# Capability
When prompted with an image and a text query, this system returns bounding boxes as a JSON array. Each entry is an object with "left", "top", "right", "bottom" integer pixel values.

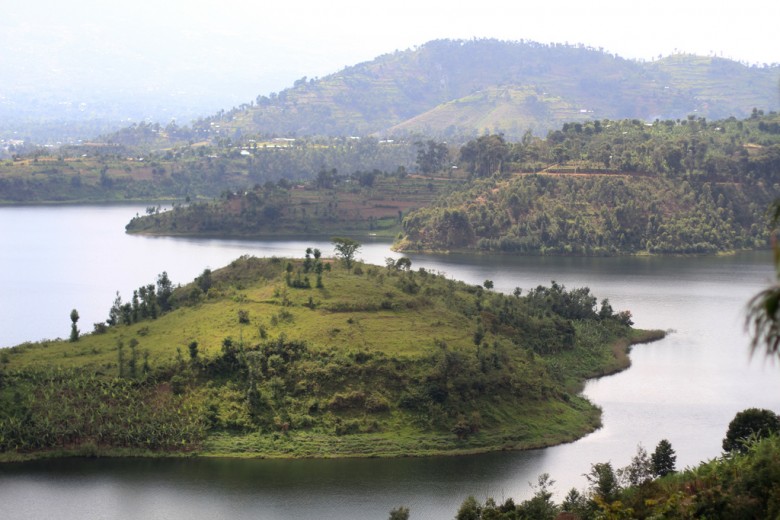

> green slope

[
  {"left": 387, "top": 86, "right": 591, "bottom": 138},
  {"left": 397, "top": 114, "right": 780, "bottom": 255},
  {"left": 182, "top": 39, "right": 779, "bottom": 141},
  {"left": 0, "top": 255, "right": 662, "bottom": 461}
]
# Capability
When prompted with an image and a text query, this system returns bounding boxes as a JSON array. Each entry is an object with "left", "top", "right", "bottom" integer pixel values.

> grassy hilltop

[{"left": 0, "top": 254, "right": 662, "bottom": 461}]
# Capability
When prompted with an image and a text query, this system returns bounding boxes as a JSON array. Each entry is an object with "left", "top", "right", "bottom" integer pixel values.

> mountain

[{"left": 192, "top": 39, "right": 780, "bottom": 141}]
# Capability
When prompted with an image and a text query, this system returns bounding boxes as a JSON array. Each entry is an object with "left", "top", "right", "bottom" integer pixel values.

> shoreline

[
  {"left": 127, "top": 227, "right": 763, "bottom": 257},
  {"left": 0, "top": 330, "right": 666, "bottom": 465}
]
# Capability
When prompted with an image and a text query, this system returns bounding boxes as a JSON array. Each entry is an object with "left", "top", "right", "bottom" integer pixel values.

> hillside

[
  {"left": 386, "top": 86, "right": 591, "bottom": 138},
  {"left": 397, "top": 114, "right": 780, "bottom": 255},
  {"left": 125, "top": 173, "right": 465, "bottom": 238},
  {"left": 3, "top": 39, "right": 778, "bottom": 204},
  {"left": 0, "top": 136, "right": 420, "bottom": 204},
  {"left": 180, "top": 39, "right": 779, "bottom": 141},
  {"left": 0, "top": 255, "right": 661, "bottom": 461},
  {"left": 122, "top": 113, "right": 780, "bottom": 255}
]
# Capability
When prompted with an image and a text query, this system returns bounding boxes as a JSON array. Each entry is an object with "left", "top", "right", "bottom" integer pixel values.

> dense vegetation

[
  {"left": 118, "top": 113, "right": 780, "bottom": 255},
  {"left": 125, "top": 171, "right": 463, "bottom": 237},
  {"left": 443, "top": 431, "right": 780, "bottom": 520},
  {"left": 0, "top": 254, "right": 661, "bottom": 460},
  {"left": 399, "top": 112, "right": 780, "bottom": 254}
]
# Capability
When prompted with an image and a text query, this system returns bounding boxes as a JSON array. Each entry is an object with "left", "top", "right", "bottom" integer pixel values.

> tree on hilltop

[
  {"left": 69, "top": 309, "right": 80, "bottom": 342},
  {"left": 332, "top": 237, "right": 361, "bottom": 269}
]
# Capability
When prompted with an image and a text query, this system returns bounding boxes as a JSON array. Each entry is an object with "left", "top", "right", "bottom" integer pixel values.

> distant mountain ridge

[{"left": 195, "top": 39, "right": 780, "bottom": 140}]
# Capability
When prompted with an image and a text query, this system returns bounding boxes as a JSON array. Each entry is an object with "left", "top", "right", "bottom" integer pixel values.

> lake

[{"left": 1, "top": 204, "right": 779, "bottom": 520}]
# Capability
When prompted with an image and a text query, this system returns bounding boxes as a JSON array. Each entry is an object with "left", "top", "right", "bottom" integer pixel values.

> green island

[{"left": 0, "top": 252, "right": 663, "bottom": 462}]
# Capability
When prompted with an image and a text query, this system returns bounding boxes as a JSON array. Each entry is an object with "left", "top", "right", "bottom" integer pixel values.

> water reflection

[
  {"left": 1, "top": 205, "right": 779, "bottom": 520},
  {"left": 0, "top": 451, "right": 551, "bottom": 520}
]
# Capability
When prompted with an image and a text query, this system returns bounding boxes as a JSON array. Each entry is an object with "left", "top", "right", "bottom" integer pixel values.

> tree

[
  {"left": 650, "top": 439, "right": 677, "bottom": 477},
  {"left": 315, "top": 168, "right": 338, "bottom": 189},
  {"left": 585, "top": 462, "right": 620, "bottom": 504},
  {"left": 455, "top": 496, "right": 481, "bottom": 520},
  {"left": 196, "top": 268, "right": 213, "bottom": 294},
  {"left": 188, "top": 341, "right": 199, "bottom": 360},
  {"left": 388, "top": 506, "right": 410, "bottom": 520},
  {"left": 128, "top": 338, "right": 139, "bottom": 378},
  {"left": 599, "top": 298, "right": 614, "bottom": 320},
  {"left": 117, "top": 339, "right": 125, "bottom": 377},
  {"left": 723, "top": 408, "right": 780, "bottom": 454},
  {"left": 69, "top": 308, "right": 80, "bottom": 342},
  {"left": 156, "top": 271, "right": 174, "bottom": 312},
  {"left": 561, "top": 488, "right": 589, "bottom": 517},
  {"left": 332, "top": 237, "right": 361, "bottom": 269},
  {"left": 107, "top": 292, "right": 123, "bottom": 326},
  {"left": 518, "top": 473, "right": 559, "bottom": 519},
  {"left": 395, "top": 257, "right": 412, "bottom": 271},
  {"left": 459, "top": 134, "right": 509, "bottom": 177},
  {"left": 415, "top": 139, "right": 450, "bottom": 175},
  {"left": 620, "top": 444, "right": 654, "bottom": 485}
]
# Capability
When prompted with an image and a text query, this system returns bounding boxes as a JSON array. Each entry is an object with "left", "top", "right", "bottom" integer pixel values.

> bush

[
  {"left": 328, "top": 391, "right": 366, "bottom": 411},
  {"left": 93, "top": 322, "right": 108, "bottom": 334},
  {"left": 365, "top": 393, "right": 390, "bottom": 413},
  {"left": 335, "top": 419, "right": 361, "bottom": 436},
  {"left": 170, "top": 374, "right": 187, "bottom": 395}
]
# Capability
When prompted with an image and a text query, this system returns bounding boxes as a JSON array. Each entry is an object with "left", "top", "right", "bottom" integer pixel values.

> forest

[{"left": 399, "top": 111, "right": 780, "bottom": 254}]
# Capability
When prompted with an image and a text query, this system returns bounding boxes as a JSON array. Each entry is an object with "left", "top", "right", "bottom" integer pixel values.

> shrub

[
  {"left": 328, "top": 390, "right": 366, "bottom": 410},
  {"left": 335, "top": 419, "right": 361, "bottom": 436},
  {"left": 365, "top": 393, "right": 391, "bottom": 413}
]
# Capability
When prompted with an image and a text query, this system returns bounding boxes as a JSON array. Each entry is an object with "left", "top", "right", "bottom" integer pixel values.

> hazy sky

[{"left": 2, "top": 0, "right": 779, "bottom": 118}]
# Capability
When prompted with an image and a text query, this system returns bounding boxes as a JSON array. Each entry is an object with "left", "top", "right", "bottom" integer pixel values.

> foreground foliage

[
  {"left": 0, "top": 255, "right": 660, "bottom": 460},
  {"left": 448, "top": 433, "right": 780, "bottom": 520}
]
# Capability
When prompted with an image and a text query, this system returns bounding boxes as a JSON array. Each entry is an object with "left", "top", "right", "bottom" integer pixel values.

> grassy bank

[{"left": 0, "top": 256, "right": 664, "bottom": 462}]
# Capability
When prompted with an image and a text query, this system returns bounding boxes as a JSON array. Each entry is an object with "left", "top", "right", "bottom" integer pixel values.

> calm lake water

[{"left": 2, "top": 204, "right": 780, "bottom": 520}]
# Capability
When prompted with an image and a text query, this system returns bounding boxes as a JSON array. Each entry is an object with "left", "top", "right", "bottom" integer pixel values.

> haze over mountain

[
  {"left": 4, "top": 0, "right": 778, "bottom": 145},
  {"left": 11, "top": 37, "right": 779, "bottom": 146},
  {"left": 175, "top": 39, "right": 778, "bottom": 141}
]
